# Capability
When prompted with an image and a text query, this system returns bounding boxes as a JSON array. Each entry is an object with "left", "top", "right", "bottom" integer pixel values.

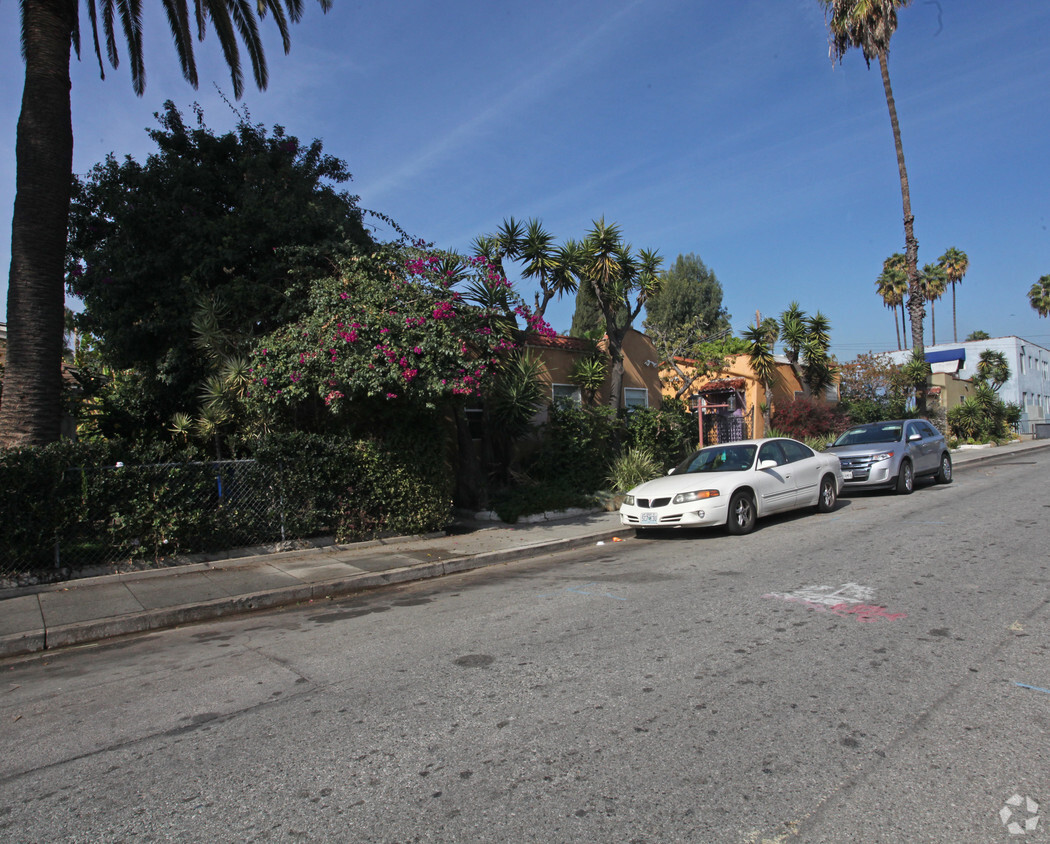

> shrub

[
  {"left": 525, "top": 402, "right": 620, "bottom": 493},
  {"left": 0, "top": 429, "right": 453, "bottom": 579},
  {"left": 606, "top": 446, "right": 661, "bottom": 493},
  {"left": 623, "top": 402, "right": 696, "bottom": 470},
  {"left": 771, "top": 397, "right": 850, "bottom": 441}
]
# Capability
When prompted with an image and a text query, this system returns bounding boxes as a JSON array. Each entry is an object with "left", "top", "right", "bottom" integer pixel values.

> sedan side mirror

[{"left": 758, "top": 459, "right": 778, "bottom": 471}]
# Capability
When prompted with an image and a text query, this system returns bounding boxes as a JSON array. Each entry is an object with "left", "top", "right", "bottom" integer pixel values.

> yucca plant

[{"left": 606, "top": 446, "right": 661, "bottom": 494}]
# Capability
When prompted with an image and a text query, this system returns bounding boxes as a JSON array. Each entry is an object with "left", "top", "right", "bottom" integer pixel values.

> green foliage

[
  {"left": 975, "top": 349, "right": 1010, "bottom": 392},
  {"left": 770, "top": 397, "right": 850, "bottom": 441},
  {"left": 527, "top": 402, "right": 620, "bottom": 493},
  {"left": 487, "top": 351, "right": 547, "bottom": 441},
  {"left": 643, "top": 253, "right": 730, "bottom": 348},
  {"left": 606, "top": 447, "right": 661, "bottom": 494},
  {"left": 569, "top": 354, "right": 609, "bottom": 405},
  {"left": 946, "top": 384, "right": 1020, "bottom": 444},
  {"left": 66, "top": 101, "right": 372, "bottom": 427},
  {"left": 489, "top": 484, "right": 598, "bottom": 525},
  {"left": 0, "top": 430, "right": 453, "bottom": 578},
  {"left": 622, "top": 403, "right": 696, "bottom": 468},
  {"left": 1029, "top": 274, "right": 1050, "bottom": 319},
  {"left": 836, "top": 351, "right": 911, "bottom": 422},
  {"left": 246, "top": 250, "right": 522, "bottom": 424},
  {"left": 965, "top": 330, "right": 991, "bottom": 341},
  {"left": 524, "top": 401, "right": 694, "bottom": 497}
]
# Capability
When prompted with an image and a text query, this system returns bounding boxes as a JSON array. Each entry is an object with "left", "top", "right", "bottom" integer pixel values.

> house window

[
  {"left": 624, "top": 388, "right": 648, "bottom": 409},
  {"left": 825, "top": 383, "right": 839, "bottom": 401},
  {"left": 552, "top": 384, "right": 582, "bottom": 405}
]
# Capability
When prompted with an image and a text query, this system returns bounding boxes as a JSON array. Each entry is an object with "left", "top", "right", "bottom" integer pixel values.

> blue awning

[{"left": 925, "top": 348, "right": 965, "bottom": 364}]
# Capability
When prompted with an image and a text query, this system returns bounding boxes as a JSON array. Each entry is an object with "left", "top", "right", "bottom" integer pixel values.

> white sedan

[{"left": 619, "top": 438, "right": 844, "bottom": 535}]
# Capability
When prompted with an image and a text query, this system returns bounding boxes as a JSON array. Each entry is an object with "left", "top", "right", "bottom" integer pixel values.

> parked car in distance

[
  {"left": 824, "top": 419, "right": 951, "bottom": 494},
  {"left": 619, "top": 437, "right": 843, "bottom": 536}
]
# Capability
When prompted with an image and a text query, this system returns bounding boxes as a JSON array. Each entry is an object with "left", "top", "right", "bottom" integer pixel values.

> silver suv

[{"left": 824, "top": 419, "right": 952, "bottom": 494}]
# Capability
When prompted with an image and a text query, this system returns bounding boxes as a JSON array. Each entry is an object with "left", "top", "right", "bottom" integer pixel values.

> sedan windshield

[
  {"left": 675, "top": 445, "right": 757, "bottom": 474},
  {"left": 831, "top": 424, "right": 903, "bottom": 446}
]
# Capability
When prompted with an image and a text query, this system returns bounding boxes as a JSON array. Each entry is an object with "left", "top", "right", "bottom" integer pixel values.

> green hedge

[{"left": 0, "top": 430, "right": 453, "bottom": 579}]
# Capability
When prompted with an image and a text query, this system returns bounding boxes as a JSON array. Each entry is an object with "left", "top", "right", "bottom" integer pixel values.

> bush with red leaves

[{"left": 771, "top": 396, "right": 850, "bottom": 441}]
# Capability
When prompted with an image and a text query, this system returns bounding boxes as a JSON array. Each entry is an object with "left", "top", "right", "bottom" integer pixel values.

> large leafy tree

[
  {"left": 0, "top": 0, "right": 332, "bottom": 448},
  {"left": 938, "top": 247, "right": 969, "bottom": 342},
  {"left": 821, "top": 1, "right": 926, "bottom": 395},
  {"left": 65, "top": 101, "right": 370, "bottom": 433},
  {"left": 574, "top": 218, "right": 662, "bottom": 409},
  {"left": 643, "top": 253, "right": 730, "bottom": 350},
  {"left": 1029, "top": 274, "right": 1050, "bottom": 319}
]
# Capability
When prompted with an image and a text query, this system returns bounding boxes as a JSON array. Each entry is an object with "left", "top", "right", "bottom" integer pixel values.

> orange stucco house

[
  {"left": 522, "top": 328, "right": 664, "bottom": 417},
  {"left": 661, "top": 353, "right": 839, "bottom": 443}
]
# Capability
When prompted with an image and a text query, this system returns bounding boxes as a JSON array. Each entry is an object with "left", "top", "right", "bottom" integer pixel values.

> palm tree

[
  {"left": 742, "top": 321, "right": 780, "bottom": 435},
  {"left": 0, "top": 0, "right": 332, "bottom": 448},
  {"left": 876, "top": 253, "right": 908, "bottom": 350},
  {"left": 821, "top": 1, "right": 926, "bottom": 382},
  {"left": 1029, "top": 275, "right": 1050, "bottom": 319},
  {"left": 938, "top": 247, "right": 969, "bottom": 342},
  {"left": 920, "top": 262, "right": 947, "bottom": 346}
]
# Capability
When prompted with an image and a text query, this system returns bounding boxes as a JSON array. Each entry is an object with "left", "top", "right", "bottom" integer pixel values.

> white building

[{"left": 886, "top": 336, "right": 1050, "bottom": 432}]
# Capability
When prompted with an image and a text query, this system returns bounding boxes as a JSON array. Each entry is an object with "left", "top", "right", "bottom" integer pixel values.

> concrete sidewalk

[{"left": 2, "top": 438, "right": 1047, "bottom": 659}]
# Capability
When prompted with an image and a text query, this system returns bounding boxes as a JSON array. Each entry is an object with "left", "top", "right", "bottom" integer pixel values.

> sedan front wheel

[
  {"left": 816, "top": 475, "right": 837, "bottom": 512},
  {"left": 726, "top": 491, "right": 757, "bottom": 535}
]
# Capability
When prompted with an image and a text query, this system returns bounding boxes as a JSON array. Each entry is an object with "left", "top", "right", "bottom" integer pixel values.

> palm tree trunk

[
  {"left": 893, "top": 308, "right": 901, "bottom": 350},
  {"left": 0, "top": 1, "right": 76, "bottom": 447},
  {"left": 951, "top": 282, "right": 958, "bottom": 342},
  {"left": 900, "top": 304, "right": 908, "bottom": 350},
  {"left": 930, "top": 300, "right": 936, "bottom": 346},
  {"left": 879, "top": 51, "right": 925, "bottom": 410}
]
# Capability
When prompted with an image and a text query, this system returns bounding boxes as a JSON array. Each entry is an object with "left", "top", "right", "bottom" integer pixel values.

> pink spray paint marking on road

[{"left": 763, "top": 583, "right": 907, "bottom": 623}]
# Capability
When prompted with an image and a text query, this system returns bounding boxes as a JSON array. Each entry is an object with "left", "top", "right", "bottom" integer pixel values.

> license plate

[
  {"left": 640, "top": 511, "right": 658, "bottom": 524},
  {"left": 842, "top": 470, "right": 853, "bottom": 480}
]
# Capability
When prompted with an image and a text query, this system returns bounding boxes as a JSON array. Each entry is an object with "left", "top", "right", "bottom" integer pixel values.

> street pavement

[{"left": 2, "top": 438, "right": 1047, "bottom": 659}]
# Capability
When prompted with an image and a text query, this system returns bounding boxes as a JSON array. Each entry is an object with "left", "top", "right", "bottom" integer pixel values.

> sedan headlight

[
  {"left": 672, "top": 489, "right": 720, "bottom": 505},
  {"left": 623, "top": 494, "right": 635, "bottom": 506}
]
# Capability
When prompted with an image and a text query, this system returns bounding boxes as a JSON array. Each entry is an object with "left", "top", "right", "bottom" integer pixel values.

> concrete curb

[{"left": 0, "top": 527, "right": 633, "bottom": 658}]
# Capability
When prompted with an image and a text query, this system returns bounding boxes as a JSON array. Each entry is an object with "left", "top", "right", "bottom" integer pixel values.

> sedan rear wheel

[
  {"left": 895, "top": 459, "right": 914, "bottom": 495},
  {"left": 935, "top": 453, "right": 953, "bottom": 484},
  {"left": 726, "top": 491, "right": 757, "bottom": 535},
  {"left": 816, "top": 474, "right": 837, "bottom": 512}
]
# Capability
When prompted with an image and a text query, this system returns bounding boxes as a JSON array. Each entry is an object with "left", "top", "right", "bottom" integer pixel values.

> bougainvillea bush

[{"left": 247, "top": 247, "right": 550, "bottom": 425}]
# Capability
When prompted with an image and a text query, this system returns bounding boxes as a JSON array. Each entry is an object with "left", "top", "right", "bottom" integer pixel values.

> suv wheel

[{"left": 895, "top": 460, "right": 914, "bottom": 495}]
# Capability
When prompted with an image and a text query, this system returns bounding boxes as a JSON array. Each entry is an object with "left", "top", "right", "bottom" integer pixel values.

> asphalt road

[{"left": 1, "top": 453, "right": 1048, "bottom": 843}]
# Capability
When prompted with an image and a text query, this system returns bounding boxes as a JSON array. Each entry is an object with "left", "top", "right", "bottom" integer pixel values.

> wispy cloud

[{"left": 359, "top": 0, "right": 658, "bottom": 201}]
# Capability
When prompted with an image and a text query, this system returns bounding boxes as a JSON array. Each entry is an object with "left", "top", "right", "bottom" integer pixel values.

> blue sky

[{"left": 2, "top": 0, "right": 1049, "bottom": 359}]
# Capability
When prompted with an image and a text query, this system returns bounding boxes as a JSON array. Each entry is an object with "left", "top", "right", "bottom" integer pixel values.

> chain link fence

[{"left": 2, "top": 459, "right": 333, "bottom": 586}]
